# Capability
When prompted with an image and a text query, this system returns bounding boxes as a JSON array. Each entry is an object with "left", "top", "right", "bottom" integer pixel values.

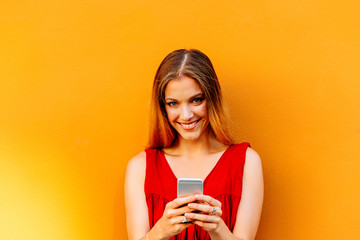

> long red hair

[{"left": 147, "top": 49, "right": 235, "bottom": 148}]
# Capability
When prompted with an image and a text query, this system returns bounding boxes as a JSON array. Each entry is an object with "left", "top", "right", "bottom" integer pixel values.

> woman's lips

[{"left": 178, "top": 119, "right": 200, "bottom": 130}]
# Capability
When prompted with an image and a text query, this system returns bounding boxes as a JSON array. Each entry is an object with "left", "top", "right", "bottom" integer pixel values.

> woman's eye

[
  {"left": 192, "top": 98, "right": 204, "bottom": 104},
  {"left": 167, "top": 102, "right": 177, "bottom": 107}
]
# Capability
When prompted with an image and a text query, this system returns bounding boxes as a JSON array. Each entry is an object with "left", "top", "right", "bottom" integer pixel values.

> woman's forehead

[{"left": 164, "top": 76, "right": 203, "bottom": 99}]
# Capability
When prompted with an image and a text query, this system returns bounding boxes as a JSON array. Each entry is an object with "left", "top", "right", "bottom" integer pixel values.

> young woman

[{"left": 125, "top": 49, "right": 264, "bottom": 240}]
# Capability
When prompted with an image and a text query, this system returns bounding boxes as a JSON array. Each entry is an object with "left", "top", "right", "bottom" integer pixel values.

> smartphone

[
  {"left": 177, "top": 178, "right": 203, "bottom": 197},
  {"left": 177, "top": 178, "right": 203, "bottom": 223}
]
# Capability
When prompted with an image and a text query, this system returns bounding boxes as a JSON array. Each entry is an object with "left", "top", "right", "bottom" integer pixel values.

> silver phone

[
  {"left": 177, "top": 178, "right": 203, "bottom": 198},
  {"left": 177, "top": 178, "right": 203, "bottom": 223}
]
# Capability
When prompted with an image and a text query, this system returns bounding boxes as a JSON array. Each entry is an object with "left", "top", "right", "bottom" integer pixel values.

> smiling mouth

[{"left": 178, "top": 119, "right": 200, "bottom": 130}]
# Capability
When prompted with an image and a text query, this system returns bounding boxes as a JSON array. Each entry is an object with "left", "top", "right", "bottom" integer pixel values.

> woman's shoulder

[
  {"left": 245, "top": 147, "right": 261, "bottom": 161},
  {"left": 126, "top": 151, "right": 147, "bottom": 173},
  {"left": 233, "top": 142, "right": 261, "bottom": 160},
  {"left": 232, "top": 142, "right": 261, "bottom": 164},
  {"left": 244, "top": 146, "right": 262, "bottom": 173}
]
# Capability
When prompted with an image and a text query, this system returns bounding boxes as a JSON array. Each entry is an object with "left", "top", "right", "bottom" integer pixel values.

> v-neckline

[{"left": 159, "top": 144, "right": 233, "bottom": 185}]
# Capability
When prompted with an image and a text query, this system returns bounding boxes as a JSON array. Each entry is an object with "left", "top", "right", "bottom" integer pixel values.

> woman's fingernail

[{"left": 188, "top": 203, "right": 194, "bottom": 207}]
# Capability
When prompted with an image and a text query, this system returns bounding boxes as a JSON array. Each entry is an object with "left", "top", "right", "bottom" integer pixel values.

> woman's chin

[{"left": 178, "top": 132, "right": 204, "bottom": 142}]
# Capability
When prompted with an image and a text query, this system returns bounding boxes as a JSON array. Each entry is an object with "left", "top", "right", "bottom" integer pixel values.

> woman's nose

[{"left": 180, "top": 104, "right": 194, "bottom": 120}]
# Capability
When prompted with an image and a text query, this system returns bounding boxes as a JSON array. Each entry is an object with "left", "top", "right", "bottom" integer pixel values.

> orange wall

[{"left": 1, "top": 1, "right": 359, "bottom": 239}]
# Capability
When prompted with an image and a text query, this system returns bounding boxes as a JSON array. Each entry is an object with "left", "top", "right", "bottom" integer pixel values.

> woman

[{"left": 125, "top": 49, "right": 264, "bottom": 240}]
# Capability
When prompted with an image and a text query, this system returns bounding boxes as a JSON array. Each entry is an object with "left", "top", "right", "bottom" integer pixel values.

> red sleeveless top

[{"left": 144, "top": 142, "right": 250, "bottom": 240}]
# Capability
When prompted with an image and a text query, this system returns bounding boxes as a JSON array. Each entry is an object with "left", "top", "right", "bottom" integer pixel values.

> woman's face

[{"left": 164, "top": 76, "right": 209, "bottom": 142}]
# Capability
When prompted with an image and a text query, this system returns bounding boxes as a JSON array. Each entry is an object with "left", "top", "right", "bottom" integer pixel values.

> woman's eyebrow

[
  {"left": 165, "top": 97, "right": 177, "bottom": 101},
  {"left": 165, "top": 93, "right": 203, "bottom": 101},
  {"left": 190, "top": 93, "right": 204, "bottom": 98}
]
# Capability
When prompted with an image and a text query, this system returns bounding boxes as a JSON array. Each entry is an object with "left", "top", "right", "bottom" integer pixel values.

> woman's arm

[
  {"left": 125, "top": 152, "right": 150, "bottom": 240},
  {"left": 185, "top": 147, "right": 264, "bottom": 240},
  {"left": 232, "top": 147, "right": 264, "bottom": 240}
]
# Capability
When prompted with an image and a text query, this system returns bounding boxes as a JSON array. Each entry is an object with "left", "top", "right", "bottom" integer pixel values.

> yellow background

[{"left": 1, "top": 0, "right": 359, "bottom": 239}]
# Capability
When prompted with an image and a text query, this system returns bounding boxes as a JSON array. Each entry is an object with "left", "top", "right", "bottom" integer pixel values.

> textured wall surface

[{"left": 0, "top": 0, "right": 359, "bottom": 239}]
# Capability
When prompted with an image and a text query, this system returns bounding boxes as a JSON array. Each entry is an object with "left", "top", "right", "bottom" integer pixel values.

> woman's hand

[
  {"left": 151, "top": 195, "right": 196, "bottom": 240},
  {"left": 184, "top": 194, "right": 224, "bottom": 234}
]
